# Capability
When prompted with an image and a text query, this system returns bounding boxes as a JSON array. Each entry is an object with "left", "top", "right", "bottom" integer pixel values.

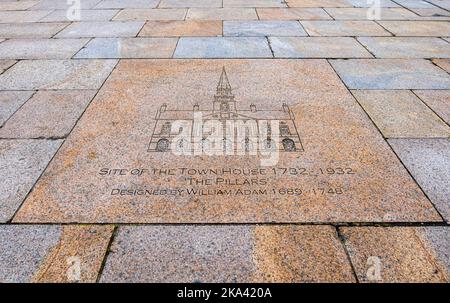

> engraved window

[
  {"left": 160, "top": 122, "right": 171, "bottom": 135},
  {"left": 280, "top": 122, "right": 291, "bottom": 136}
]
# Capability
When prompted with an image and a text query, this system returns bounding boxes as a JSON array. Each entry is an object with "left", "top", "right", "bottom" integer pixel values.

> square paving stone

[
  {"left": 0, "top": 10, "right": 52, "bottom": 23},
  {"left": 0, "top": 225, "right": 113, "bottom": 282},
  {"left": 0, "top": 23, "right": 69, "bottom": 38},
  {"left": 0, "top": 59, "right": 15, "bottom": 74},
  {"left": 378, "top": 21, "right": 450, "bottom": 36},
  {"left": 270, "top": 37, "right": 372, "bottom": 58},
  {"left": 340, "top": 227, "right": 450, "bottom": 282},
  {"left": 414, "top": 90, "right": 450, "bottom": 124},
  {"left": 95, "top": 0, "right": 159, "bottom": 8},
  {"left": 186, "top": 8, "right": 258, "bottom": 20},
  {"left": 432, "top": 58, "right": 450, "bottom": 72},
  {"left": 389, "top": 139, "right": 450, "bottom": 222},
  {"left": 0, "top": 90, "right": 34, "bottom": 126},
  {"left": 287, "top": 0, "right": 353, "bottom": 7},
  {"left": 257, "top": 8, "right": 332, "bottom": 20},
  {"left": 75, "top": 37, "right": 178, "bottom": 58},
  {"left": 0, "top": 1, "right": 39, "bottom": 10},
  {"left": 100, "top": 225, "right": 355, "bottom": 282},
  {"left": 0, "top": 59, "right": 117, "bottom": 90},
  {"left": 113, "top": 8, "right": 187, "bottom": 20},
  {"left": 300, "top": 20, "right": 391, "bottom": 36},
  {"left": 31, "top": 0, "right": 102, "bottom": 10},
  {"left": 223, "top": 21, "right": 307, "bottom": 36},
  {"left": 324, "top": 7, "right": 418, "bottom": 20},
  {"left": 40, "top": 9, "right": 120, "bottom": 22},
  {"left": 330, "top": 59, "right": 450, "bottom": 89},
  {"left": 351, "top": 90, "right": 450, "bottom": 138},
  {"left": 139, "top": 20, "right": 222, "bottom": 37},
  {"left": 0, "top": 90, "right": 97, "bottom": 139},
  {"left": 357, "top": 37, "right": 450, "bottom": 58},
  {"left": 55, "top": 21, "right": 144, "bottom": 38},
  {"left": 223, "top": 0, "right": 286, "bottom": 7},
  {"left": 174, "top": 37, "right": 272, "bottom": 58},
  {"left": 0, "top": 139, "right": 62, "bottom": 222},
  {"left": 0, "top": 38, "right": 89, "bottom": 60},
  {"left": 159, "top": 0, "right": 222, "bottom": 7},
  {"left": 12, "top": 59, "right": 440, "bottom": 223}
]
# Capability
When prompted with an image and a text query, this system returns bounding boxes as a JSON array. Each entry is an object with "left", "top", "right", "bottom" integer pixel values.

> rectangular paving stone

[
  {"left": 75, "top": 37, "right": 178, "bottom": 58},
  {"left": 40, "top": 9, "right": 120, "bottom": 22},
  {"left": 379, "top": 21, "right": 450, "bottom": 36},
  {"left": 357, "top": 37, "right": 450, "bottom": 58},
  {"left": 174, "top": 37, "right": 272, "bottom": 58},
  {"left": 0, "top": 90, "right": 34, "bottom": 126},
  {"left": 100, "top": 225, "right": 355, "bottom": 282},
  {"left": 433, "top": 58, "right": 450, "bottom": 72},
  {"left": 257, "top": 8, "right": 332, "bottom": 20},
  {"left": 95, "top": 0, "right": 159, "bottom": 8},
  {"left": 0, "top": 90, "right": 97, "bottom": 138},
  {"left": 0, "top": 59, "right": 117, "bottom": 90},
  {"left": 159, "top": 0, "right": 222, "bottom": 7},
  {"left": 0, "top": 59, "right": 15, "bottom": 74},
  {"left": 0, "top": 23, "right": 68, "bottom": 38},
  {"left": 352, "top": 90, "right": 450, "bottom": 138},
  {"left": 287, "top": 0, "right": 353, "bottom": 7},
  {"left": 414, "top": 90, "right": 450, "bottom": 124},
  {"left": 31, "top": 0, "right": 101, "bottom": 10},
  {"left": 223, "top": 0, "right": 286, "bottom": 7},
  {"left": 12, "top": 59, "right": 440, "bottom": 223},
  {"left": 389, "top": 139, "right": 450, "bottom": 222},
  {"left": 0, "top": 10, "right": 52, "bottom": 23},
  {"left": 270, "top": 37, "right": 372, "bottom": 58},
  {"left": 324, "top": 7, "right": 418, "bottom": 20},
  {"left": 394, "top": 0, "right": 438, "bottom": 8},
  {"left": 428, "top": 0, "right": 450, "bottom": 10},
  {"left": 347, "top": 0, "right": 399, "bottom": 7},
  {"left": 139, "top": 20, "right": 222, "bottom": 37},
  {"left": 186, "top": 8, "right": 258, "bottom": 20},
  {"left": 340, "top": 227, "right": 450, "bottom": 282},
  {"left": 0, "top": 225, "right": 113, "bottom": 282},
  {"left": 411, "top": 7, "right": 450, "bottom": 17},
  {"left": 0, "top": 139, "right": 62, "bottom": 222},
  {"left": 55, "top": 21, "right": 144, "bottom": 38},
  {"left": 223, "top": 21, "right": 307, "bottom": 37},
  {"left": 113, "top": 8, "right": 187, "bottom": 20},
  {"left": 300, "top": 21, "right": 391, "bottom": 36},
  {"left": 0, "top": 38, "right": 89, "bottom": 59},
  {"left": 330, "top": 59, "right": 450, "bottom": 89},
  {"left": 0, "top": 1, "right": 39, "bottom": 10}
]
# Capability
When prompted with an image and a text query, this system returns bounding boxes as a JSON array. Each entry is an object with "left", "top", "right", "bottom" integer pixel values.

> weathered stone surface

[
  {"left": 428, "top": 0, "right": 450, "bottom": 10},
  {"left": 174, "top": 37, "right": 272, "bottom": 58},
  {"left": 186, "top": 8, "right": 258, "bottom": 20},
  {"left": 324, "top": 7, "right": 418, "bottom": 20},
  {"left": 224, "top": 21, "right": 306, "bottom": 36},
  {"left": 0, "top": 139, "right": 62, "bottom": 222},
  {"left": 389, "top": 139, "right": 450, "bottom": 222},
  {"left": 0, "top": 225, "right": 113, "bottom": 282},
  {"left": 357, "top": 37, "right": 450, "bottom": 58},
  {"left": 270, "top": 37, "right": 372, "bottom": 58},
  {"left": 224, "top": 0, "right": 286, "bottom": 7},
  {"left": 287, "top": 0, "right": 352, "bottom": 7},
  {"left": 0, "top": 39, "right": 89, "bottom": 60},
  {"left": 94, "top": 0, "right": 159, "bottom": 9},
  {"left": 31, "top": 0, "right": 101, "bottom": 10},
  {"left": 100, "top": 225, "right": 355, "bottom": 282},
  {"left": 301, "top": 20, "right": 390, "bottom": 36},
  {"left": 346, "top": 0, "right": 399, "bottom": 7},
  {"left": 0, "top": 1, "right": 39, "bottom": 11},
  {"left": 340, "top": 227, "right": 450, "bottom": 282},
  {"left": 113, "top": 8, "right": 187, "bottom": 20},
  {"left": 56, "top": 21, "right": 144, "bottom": 38},
  {"left": 433, "top": 58, "right": 450, "bottom": 72},
  {"left": 411, "top": 7, "right": 450, "bottom": 17},
  {"left": 0, "top": 90, "right": 34, "bottom": 126},
  {"left": 75, "top": 38, "right": 177, "bottom": 58},
  {"left": 139, "top": 20, "right": 222, "bottom": 37},
  {"left": 40, "top": 9, "right": 120, "bottom": 22},
  {"left": 394, "top": 0, "right": 438, "bottom": 8},
  {"left": 414, "top": 90, "right": 450, "bottom": 124},
  {"left": 257, "top": 8, "right": 331, "bottom": 20},
  {"left": 0, "top": 10, "right": 51, "bottom": 23},
  {"left": 0, "top": 59, "right": 117, "bottom": 90},
  {"left": 352, "top": 90, "right": 450, "bottom": 138},
  {"left": 378, "top": 21, "right": 450, "bottom": 36},
  {"left": 0, "top": 23, "right": 68, "bottom": 38},
  {"left": 330, "top": 59, "right": 450, "bottom": 89},
  {"left": 13, "top": 60, "right": 440, "bottom": 223},
  {"left": 0, "top": 59, "right": 15, "bottom": 74},
  {"left": 159, "top": 0, "right": 222, "bottom": 7},
  {"left": 0, "top": 90, "right": 97, "bottom": 138}
]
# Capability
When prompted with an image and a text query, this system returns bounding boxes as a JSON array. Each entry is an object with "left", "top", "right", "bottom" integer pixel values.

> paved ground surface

[{"left": 0, "top": 0, "right": 449, "bottom": 282}]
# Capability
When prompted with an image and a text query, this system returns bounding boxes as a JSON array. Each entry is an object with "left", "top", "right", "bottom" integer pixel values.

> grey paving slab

[
  {"left": 379, "top": 21, "right": 450, "bottom": 36},
  {"left": 357, "top": 37, "right": 450, "bottom": 58},
  {"left": 270, "top": 36, "right": 372, "bottom": 58},
  {"left": 223, "top": 21, "right": 307, "bottom": 37},
  {"left": 75, "top": 37, "right": 178, "bottom": 58},
  {"left": 411, "top": 7, "right": 450, "bottom": 17},
  {"left": 223, "top": 0, "right": 286, "bottom": 7},
  {"left": 0, "top": 38, "right": 89, "bottom": 59},
  {"left": 324, "top": 7, "right": 417, "bottom": 20},
  {"left": 394, "top": 0, "right": 439, "bottom": 8},
  {"left": 0, "top": 59, "right": 15, "bottom": 73},
  {"left": 0, "top": 1, "right": 39, "bottom": 10},
  {"left": 39, "top": 9, "right": 120, "bottom": 22},
  {"left": 0, "top": 91, "right": 34, "bottom": 126},
  {"left": 0, "top": 23, "right": 68, "bottom": 38},
  {"left": 301, "top": 20, "right": 391, "bottom": 36},
  {"left": 173, "top": 37, "right": 272, "bottom": 58},
  {"left": 0, "top": 90, "right": 97, "bottom": 138},
  {"left": 389, "top": 139, "right": 450, "bottom": 222},
  {"left": 186, "top": 8, "right": 258, "bottom": 20},
  {"left": 0, "top": 59, "right": 117, "bottom": 90},
  {"left": 31, "top": 0, "right": 102, "bottom": 10},
  {"left": 113, "top": 8, "right": 187, "bottom": 20},
  {"left": 414, "top": 90, "right": 450, "bottom": 124},
  {"left": 0, "top": 139, "right": 62, "bottom": 222},
  {"left": 0, "top": 10, "right": 51, "bottom": 23},
  {"left": 347, "top": 0, "right": 399, "bottom": 7},
  {"left": 100, "top": 225, "right": 355, "bottom": 282},
  {"left": 330, "top": 59, "right": 450, "bottom": 89},
  {"left": 94, "top": 0, "right": 159, "bottom": 8},
  {"left": 428, "top": 0, "right": 450, "bottom": 10},
  {"left": 55, "top": 21, "right": 144, "bottom": 38},
  {"left": 159, "top": 0, "right": 222, "bottom": 7},
  {"left": 445, "top": 37, "right": 450, "bottom": 42},
  {"left": 287, "top": 0, "right": 353, "bottom": 7},
  {"left": 257, "top": 8, "right": 332, "bottom": 20}
]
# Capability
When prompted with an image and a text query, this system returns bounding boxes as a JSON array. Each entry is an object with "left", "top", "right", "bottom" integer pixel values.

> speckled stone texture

[
  {"left": 324, "top": 7, "right": 416, "bottom": 19},
  {"left": 300, "top": 21, "right": 391, "bottom": 36},
  {"left": 432, "top": 58, "right": 450, "bottom": 73},
  {"left": 13, "top": 60, "right": 440, "bottom": 223},
  {"left": 40, "top": 9, "right": 119, "bottom": 22},
  {"left": 139, "top": 20, "right": 222, "bottom": 37},
  {"left": 0, "top": 225, "right": 114, "bottom": 282},
  {"left": 378, "top": 21, "right": 450, "bottom": 36},
  {"left": 113, "top": 8, "right": 187, "bottom": 20},
  {"left": 414, "top": 90, "right": 450, "bottom": 124},
  {"left": 100, "top": 225, "right": 355, "bottom": 282},
  {"left": 186, "top": 8, "right": 258, "bottom": 20},
  {"left": 0, "top": 23, "right": 68, "bottom": 39},
  {"left": 257, "top": 7, "right": 331, "bottom": 20},
  {"left": 0, "top": 90, "right": 34, "bottom": 126},
  {"left": 0, "top": 59, "right": 15, "bottom": 74},
  {"left": 223, "top": 21, "right": 307, "bottom": 36},
  {"left": 55, "top": 21, "right": 144, "bottom": 38}
]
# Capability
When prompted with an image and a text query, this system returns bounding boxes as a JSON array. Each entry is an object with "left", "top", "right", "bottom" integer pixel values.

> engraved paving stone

[{"left": 13, "top": 60, "right": 441, "bottom": 223}]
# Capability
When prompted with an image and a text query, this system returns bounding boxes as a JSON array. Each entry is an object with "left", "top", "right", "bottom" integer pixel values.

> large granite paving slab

[
  {"left": 0, "top": 139, "right": 62, "bottom": 222},
  {"left": 223, "top": 0, "right": 286, "bottom": 7},
  {"left": 394, "top": 0, "right": 439, "bottom": 8},
  {"left": 414, "top": 90, "right": 450, "bottom": 124},
  {"left": 0, "top": 59, "right": 117, "bottom": 90},
  {"left": 432, "top": 58, "right": 450, "bottom": 73},
  {"left": 113, "top": 8, "right": 187, "bottom": 20},
  {"left": 0, "top": 10, "right": 52, "bottom": 23},
  {"left": 94, "top": 0, "right": 159, "bottom": 9},
  {"left": 223, "top": 21, "right": 307, "bottom": 36},
  {"left": 300, "top": 21, "right": 391, "bottom": 36},
  {"left": 428, "top": 0, "right": 450, "bottom": 10},
  {"left": 340, "top": 227, "right": 450, "bottom": 282},
  {"left": 0, "top": 59, "right": 15, "bottom": 74},
  {"left": 0, "top": 90, "right": 97, "bottom": 139},
  {"left": 257, "top": 8, "right": 331, "bottom": 20},
  {"left": 40, "top": 9, "right": 120, "bottom": 22},
  {"left": 0, "top": 90, "right": 34, "bottom": 126},
  {"left": 100, "top": 225, "right": 355, "bottom": 282},
  {"left": 324, "top": 7, "right": 417, "bottom": 19},
  {"left": 159, "top": 0, "right": 222, "bottom": 7},
  {"left": 287, "top": 0, "right": 353, "bottom": 7},
  {"left": 378, "top": 21, "right": 450, "bottom": 36},
  {"left": 346, "top": 0, "right": 399, "bottom": 7},
  {"left": 330, "top": 59, "right": 450, "bottom": 89},
  {"left": 55, "top": 21, "right": 144, "bottom": 38},
  {"left": 31, "top": 0, "right": 102, "bottom": 10},
  {"left": 186, "top": 8, "right": 258, "bottom": 20},
  {"left": 389, "top": 139, "right": 450, "bottom": 222},
  {"left": 0, "top": 225, "right": 113, "bottom": 282},
  {"left": 0, "top": 1, "right": 39, "bottom": 11},
  {"left": 139, "top": 20, "right": 222, "bottom": 37},
  {"left": 0, "top": 23, "right": 68, "bottom": 39},
  {"left": 12, "top": 59, "right": 440, "bottom": 223}
]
